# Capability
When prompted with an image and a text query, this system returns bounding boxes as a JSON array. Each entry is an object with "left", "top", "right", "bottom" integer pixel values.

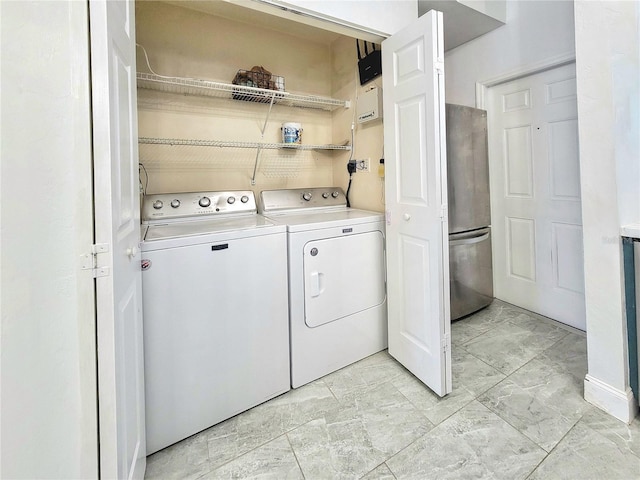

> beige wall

[
  {"left": 136, "top": 1, "right": 334, "bottom": 194},
  {"left": 136, "top": 2, "right": 384, "bottom": 212},
  {"left": 331, "top": 35, "right": 385, "bottom": 212}
]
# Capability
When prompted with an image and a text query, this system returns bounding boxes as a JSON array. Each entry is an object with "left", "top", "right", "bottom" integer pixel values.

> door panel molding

[
  {"left": 475, "top": 52, "right": 576, "bottom": 110},
  {"left": 488, "top": 62, "right": 585, "bottom": 330},
  {"left": 383, "top": 10, "right": 451, "bottom": 397}
]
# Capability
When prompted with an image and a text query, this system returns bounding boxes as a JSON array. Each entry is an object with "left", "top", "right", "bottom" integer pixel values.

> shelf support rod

[
  {"left": 251, "top": 146, "right": 263, "bottom": 186},
  {"left": 260, "top": 92, "right": 277, "bottom": 136},
  {"left": 252, "top": 92, "right": 277, "bottom": 185}
]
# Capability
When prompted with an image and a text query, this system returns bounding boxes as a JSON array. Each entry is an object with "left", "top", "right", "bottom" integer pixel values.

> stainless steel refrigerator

[{"left": 446, "top": 104, "right": 493, "bottom": 320}]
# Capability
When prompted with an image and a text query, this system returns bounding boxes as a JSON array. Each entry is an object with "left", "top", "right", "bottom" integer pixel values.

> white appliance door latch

[
  {"left": 309, "top": 271, "right": 325, "bottom": 298},
  {"left": 81, "top": 243, "right": 110, "bottom": 278}
]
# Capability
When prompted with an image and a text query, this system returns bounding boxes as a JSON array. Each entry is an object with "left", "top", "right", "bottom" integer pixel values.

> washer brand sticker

[
  {"left": 141, "top": 259, "right": 152, "bottom": 271},
  {"left": 342, "top": 228, "right": 353, "bottom": 233}
]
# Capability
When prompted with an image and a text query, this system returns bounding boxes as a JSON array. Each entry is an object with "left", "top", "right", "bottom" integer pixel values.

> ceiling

[
  {"left": 418, "top": 0, "right": 505, "bottom": 51},
  {"left": 163, "top": 0, "right": 506, "bottom": 51},
  {"left": 164, "top": 0, "right": 342, "bottom": 45}
]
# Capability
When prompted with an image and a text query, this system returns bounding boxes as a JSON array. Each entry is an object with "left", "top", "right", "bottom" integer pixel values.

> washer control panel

[
  {"left": 142, "top": 191, "right": 256, "bottom": 222},
  {"left": 260, "top": 187, "right": 347, "bottom": 213}
]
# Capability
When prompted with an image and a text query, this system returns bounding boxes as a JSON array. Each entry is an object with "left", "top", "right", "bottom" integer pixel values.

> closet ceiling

[{"left": 163, "top": 0, "right": 341, "bottom": 45}]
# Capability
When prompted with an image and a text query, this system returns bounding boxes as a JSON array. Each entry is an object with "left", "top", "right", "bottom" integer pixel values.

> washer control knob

[
  {"left": 170, "top": 199, "right": 180, "bottom": 208},
  {"left": 302, "top": 192, "right": 312, "bottom": 201},
  {"left": 322, "top": 192, "right": 329, "bottom": 199},
  {"left": 331, "top": 191, "right": 340, "bottom": 198},
  {"left": 227, "top": 196, "right": 236, "bottom": 204},
  {"left": 199, "top": 197, "right": 211, "bottom": 208},
  {"left": 240, "top": 195, "right": 249, "bottom": 203},
  {"left": 152, "top": 200, "right": 163, "bottom": 210}
]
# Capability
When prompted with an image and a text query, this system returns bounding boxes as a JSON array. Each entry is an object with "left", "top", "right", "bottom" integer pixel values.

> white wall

[
  {"left": 444, "top": 0, "right": 575, "bottom": 107},
  {"left": 444, "top": 0, "right": 639, "bottom": 422},
  {"left": 0, "top": 1, "right": 98, "bottom": 477},
  {"left": 241, "top": 0, "right": 418, "bottom": 41},
  {"left": 459, "top": 0, "right": 506, "bottom": 23},
  {"left": 574, "top": 0, "right": 639, "bottom": 422}
]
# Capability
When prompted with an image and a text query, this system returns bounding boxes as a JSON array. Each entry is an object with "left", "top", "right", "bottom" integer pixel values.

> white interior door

[
  {"left": 90, "top": 0, "right": 146, "bottom": 478},
  {"left": 488, "top": 63, "right": 585, "bottom": 330},
  {"left": 382, "top": 10, "right": 451, "bottom": 397}
]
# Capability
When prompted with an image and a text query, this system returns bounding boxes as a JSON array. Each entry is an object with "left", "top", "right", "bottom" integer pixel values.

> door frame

[
  {"left": 476, "top": 52, "right": 581, "bottom": 316},
  {"left": 90, "top": 0, "right": 146, "bottom": 477},
  {"left": 474, "top": 52, "right": 576, "bottom": 110}
]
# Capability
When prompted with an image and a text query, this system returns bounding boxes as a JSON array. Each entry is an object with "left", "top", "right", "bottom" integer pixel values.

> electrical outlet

[{"left": 356, "top": 158, "right": 370, "bottom": 172}]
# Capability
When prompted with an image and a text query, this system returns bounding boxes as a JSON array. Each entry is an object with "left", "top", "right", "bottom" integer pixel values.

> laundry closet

[
  {"left": 135, "top": 1, "right": 385, "bottom": 209},
  {"left": 135, "top": 0, "right": 394, "bottom": 455}
]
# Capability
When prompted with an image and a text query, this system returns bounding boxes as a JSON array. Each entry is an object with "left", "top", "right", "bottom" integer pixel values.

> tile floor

[{"left": 145, "top": 300, "right": 640, "bottom": 479}]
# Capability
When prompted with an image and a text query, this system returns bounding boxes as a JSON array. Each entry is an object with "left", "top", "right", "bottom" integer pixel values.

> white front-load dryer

[{"left": 261, "top": 188, "right": 387, "bottom": 388}]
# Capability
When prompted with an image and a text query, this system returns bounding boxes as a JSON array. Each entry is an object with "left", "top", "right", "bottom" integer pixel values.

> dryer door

[{"left": 304, "top": 231, "right": 385, "bottom": 327}]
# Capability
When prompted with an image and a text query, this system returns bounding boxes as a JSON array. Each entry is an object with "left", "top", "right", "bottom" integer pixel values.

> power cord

[
  {"left": 345, "top": 121, "right": 356, "bottom": 207},
  {"left": 139, "top": 162, "right": 149, "bottom": 195},
  {"left": 345, "top": 160, "right": 356, "bottom": 207}
]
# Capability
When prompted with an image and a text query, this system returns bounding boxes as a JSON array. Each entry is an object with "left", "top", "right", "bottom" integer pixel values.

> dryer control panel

[
  {"left": 142, "top": 190, "right": 257, "bottom": 223},
  {"left": 260, "top": 187, "right": 347, "bottom": 213}
]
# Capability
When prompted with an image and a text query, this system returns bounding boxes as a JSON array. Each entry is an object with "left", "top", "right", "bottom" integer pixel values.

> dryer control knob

[
  {"left": 331, "top": 191, "right": 340, "bottom": 198},
  {"left": 152, "top": 200, "right": 163, "bottom": 210},
  {"left": 199, "top": 197, "right": 211, "bottom": 207},
  {"left": 322, "top": 192, "right": 329, "bottom": 199},
  {"left": 227, "top": 196, "right": 236, "bottom": 204},
  {"left": 302, "top": 192, "right": 312, "bottom": 201},
  {"left": 240, "top": 195, "right": 249, "bottom": 203},
  {"left": 170, "top": 199, "right": 180, "bottom": 208}
]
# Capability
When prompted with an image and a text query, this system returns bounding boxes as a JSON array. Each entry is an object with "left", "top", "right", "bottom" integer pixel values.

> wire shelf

[
  {"left": 137, "top": 73, "right": 349, "bottom": 111},
  {"left": 138, "top": 142, "right": 332, "bottom": 179},
  {"left": 138, "top": 137, "right": 351, "bottom": 151}
]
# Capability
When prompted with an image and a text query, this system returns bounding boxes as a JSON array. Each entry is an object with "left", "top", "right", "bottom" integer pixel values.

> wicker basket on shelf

[{"left": 232, "top": 66, "right": 285, "bottom": 103}]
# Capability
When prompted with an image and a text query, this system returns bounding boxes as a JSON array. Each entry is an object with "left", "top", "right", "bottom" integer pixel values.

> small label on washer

[
  {"left": 141, "top": 259, "right": 152, "bottom": 271},
  {"left": 342, "top": 228, "right": 353, "bottom": 234}
]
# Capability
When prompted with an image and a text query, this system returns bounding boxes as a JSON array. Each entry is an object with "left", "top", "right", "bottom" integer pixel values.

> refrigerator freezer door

[
  {"left": 450, "top": 228, "right": 493, "bottom": 320},
  {"left": 446, "top": 104, "right": 491, "bottom": 234}
]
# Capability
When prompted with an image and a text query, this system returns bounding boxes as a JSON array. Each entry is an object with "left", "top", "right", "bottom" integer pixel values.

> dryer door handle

[{"left": 309, "top": 271, "right": 325, "bottom": 298}]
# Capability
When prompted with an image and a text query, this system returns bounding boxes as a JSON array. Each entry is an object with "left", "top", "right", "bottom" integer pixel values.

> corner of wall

[{"left": 584, "top": 374, "right": 639, "bottom": 423}]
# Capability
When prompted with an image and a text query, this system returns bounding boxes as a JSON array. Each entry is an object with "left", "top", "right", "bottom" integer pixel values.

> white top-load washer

[
  {"left": 141, "top": 191, "right": 289, "bottom": 454},
  {"left": 260, "top": 187, "right": 387, "bottom": 388}
]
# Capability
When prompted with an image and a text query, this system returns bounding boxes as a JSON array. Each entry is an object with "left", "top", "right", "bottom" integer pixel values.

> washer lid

[
  {"left": 264, "top": 208, "right": 384, "bottom": 232},
  {"left": 144, "top": 215, "right": 280, "bottom": 241}
]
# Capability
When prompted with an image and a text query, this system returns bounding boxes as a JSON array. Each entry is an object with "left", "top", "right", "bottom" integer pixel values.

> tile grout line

[
  {"left": 150, "top": 302, "right": 598, "bottom": 479},
  {"left": 285, "top": 431, "right": 307, "bottom": 480},
  {"left": 522, "top": 412, "right": 589, "bottom": 479},
  {"left": 453, "top": 315, "right": 512, "bottom": 346}
]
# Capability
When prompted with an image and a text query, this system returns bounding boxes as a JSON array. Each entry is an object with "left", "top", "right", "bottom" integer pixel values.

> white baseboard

[{"left": 584, "top": 374, "right": 639, "bottom": 423}]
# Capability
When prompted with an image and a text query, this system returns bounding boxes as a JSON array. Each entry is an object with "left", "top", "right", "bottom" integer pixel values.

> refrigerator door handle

[{"left": 450, "top": 228, "right": 491, "bottom": 246}]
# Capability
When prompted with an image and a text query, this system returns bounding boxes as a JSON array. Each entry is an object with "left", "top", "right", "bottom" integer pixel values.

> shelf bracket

[
  {"left": 252, "top": 92, "right": 277, "bottom": 185},
  {"left": 251, "top": 145, "right": 263, "bottom": 186},
  {"left": 260, "top": 92, "right": 277, "bottom": 136}
]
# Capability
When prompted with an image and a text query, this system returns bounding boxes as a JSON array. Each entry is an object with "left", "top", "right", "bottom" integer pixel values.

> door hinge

[
  {"left": 441, "top": 333, "right": 450, "bottom": 353},
  {"left": 440, "top": 204, "right": 448, "bottom": 221},
  {"left": 80, "top": 243, "right": 110, "bottom": 278},
  {"left": 435, "top": 61, "right": 444, "bottom": 76}
]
